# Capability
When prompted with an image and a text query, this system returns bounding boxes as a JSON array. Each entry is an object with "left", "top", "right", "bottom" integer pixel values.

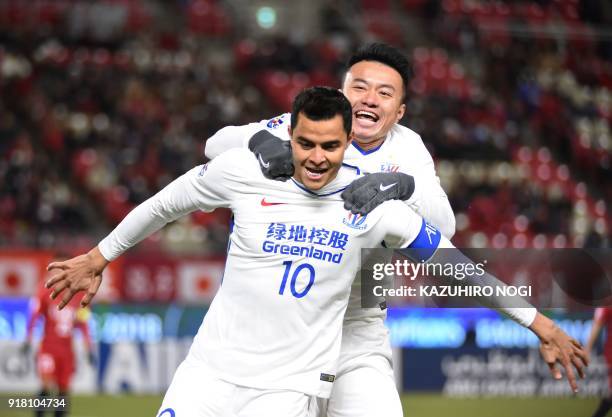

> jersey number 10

[{"left": 279, "top": 261, "right": 315, "bottom": 298}]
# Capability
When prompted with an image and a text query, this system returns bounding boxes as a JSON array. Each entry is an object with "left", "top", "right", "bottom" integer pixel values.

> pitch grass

[{"left": 3, "top": 394, "right": 600, "bottom": 417}]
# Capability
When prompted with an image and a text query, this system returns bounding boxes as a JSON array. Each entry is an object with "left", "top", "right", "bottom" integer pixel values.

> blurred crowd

[
  {"left": 1, "top": 0, "right": 265, "bottom": 252},
  {"left": 0, "top": 0, "right": 610, "bottom": 253}
]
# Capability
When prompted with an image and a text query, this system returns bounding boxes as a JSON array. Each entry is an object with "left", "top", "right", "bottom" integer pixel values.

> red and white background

[{"left": 0, "top": 251, "right": 225, "bottom": 303}]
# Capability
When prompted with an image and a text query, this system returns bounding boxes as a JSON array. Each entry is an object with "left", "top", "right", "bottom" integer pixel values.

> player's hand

[
  {"left": 248, "top": 130, "right": 294, "bottom": 181},
  {"left": 341, "top": 172, "right": 415, "bottom": 215},
  {"left": 45, "top": 248, "right": 108, "bottom": 310},
  {"left": 531, "top": 314, "right": 588, "bottom": 393}
]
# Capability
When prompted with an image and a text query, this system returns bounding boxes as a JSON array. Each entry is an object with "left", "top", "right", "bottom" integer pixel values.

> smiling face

[
  {"left": 342, "top": 60, "right": 406, "bottom": 151},
  {"left": 289, "top": 112, "right": 352, "bottom": 191}
]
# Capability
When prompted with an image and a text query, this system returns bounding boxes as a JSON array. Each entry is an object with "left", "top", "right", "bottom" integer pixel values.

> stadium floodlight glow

[{"left": 256, "top": 7, "right": 276, "bottom": 29}]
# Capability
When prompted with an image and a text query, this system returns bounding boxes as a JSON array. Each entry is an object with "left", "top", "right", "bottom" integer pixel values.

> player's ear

[
  {"left": 396, "top": 103, "right": 406, "bottom": 122},
  {"left": 346, "top": 131, "right": 354, "bottom": 148},
  {"left": 288, "top": 126, "right": 293, "bottom": 138}
]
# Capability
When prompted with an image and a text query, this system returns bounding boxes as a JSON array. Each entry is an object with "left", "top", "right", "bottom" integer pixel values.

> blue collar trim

[
  {"left": 290, "top": 179, "right": 347, "bottom": 197},
  {"left": 351, "top": 141, "right": 384, "bottom": 155},
  {"left": 341, "top": 163, "right": 361, "bottom": 175}
]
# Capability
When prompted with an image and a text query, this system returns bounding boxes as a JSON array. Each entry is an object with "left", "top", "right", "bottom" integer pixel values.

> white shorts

[
  {"left": 159, "top": 360, "right": 312, "bottom": 417},
  {"left": 310, "top": 320, "right": 403, "bottom": 417}
]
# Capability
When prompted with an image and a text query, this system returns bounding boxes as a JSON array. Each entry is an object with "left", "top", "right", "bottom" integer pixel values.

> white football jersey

[
  {"left": 204, "top": 114, "right": 455, "bottom": 323},
  {"left": 98, "top": 148, "right": 442, "bottom": 397}
]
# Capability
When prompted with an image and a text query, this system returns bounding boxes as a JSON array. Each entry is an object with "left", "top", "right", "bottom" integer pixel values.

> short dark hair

[
  {"left": 346, "top": 43, "right": 412, "bottom": 102},
  {"left": 291, "top": 86, "right": 352, "bottom": 135}
]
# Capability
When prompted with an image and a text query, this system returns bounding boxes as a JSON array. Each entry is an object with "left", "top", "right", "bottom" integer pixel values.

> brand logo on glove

[
  {"left": 258, "top": 154, "right": 270, "bottom": 169},
  {"left": 261, "top": 198, "right": 286, "bottom": 206},
  {"left": 379, "top": 182, "right": 397, "bottom": 192}
]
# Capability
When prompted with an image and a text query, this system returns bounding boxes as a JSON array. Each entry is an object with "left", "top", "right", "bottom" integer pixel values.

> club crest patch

[
  {"left": 343, "top": 212, "right": 368, "bottom": 230},
  {"left": 266, "top": 115, "right": 286, "bottom": 129},
  {"left": 380, "top": 163, "right": 400, "bottom": 173}
]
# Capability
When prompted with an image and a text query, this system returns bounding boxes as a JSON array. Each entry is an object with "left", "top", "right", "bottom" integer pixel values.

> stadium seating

[{"left": 0, "top": 0, "right": 609, "bottom": 252}]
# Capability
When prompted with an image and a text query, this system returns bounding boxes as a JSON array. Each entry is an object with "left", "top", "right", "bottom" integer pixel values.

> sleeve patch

[{"left": 266, "top": 114, "right": 286, "bottom": 129}]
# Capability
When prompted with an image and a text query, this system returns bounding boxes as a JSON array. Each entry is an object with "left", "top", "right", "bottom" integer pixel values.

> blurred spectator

[{"left": 22, "top": 270, "right": 95, "bottom": 417}]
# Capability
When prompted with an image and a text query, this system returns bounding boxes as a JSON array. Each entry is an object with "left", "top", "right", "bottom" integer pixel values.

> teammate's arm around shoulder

[
  {"left": 204, "top": 115, "right": 293, "bottom": 180},
  {"left": 204, "top": 123, "right": 263, "bottom": 160},
  {"left": 341, "top": 129, "right": 456, "bottom": 238},
  {"left": 203, "top": 114, "right": 291, "bottom": 160}
]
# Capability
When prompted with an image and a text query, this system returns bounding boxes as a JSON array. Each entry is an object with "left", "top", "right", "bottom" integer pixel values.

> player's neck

[
  {"left": 354, "top": 136, "right": 386, "bottom": 152},
  {"left": 291, "top": 170, "right": 343, "bottom": 193}
]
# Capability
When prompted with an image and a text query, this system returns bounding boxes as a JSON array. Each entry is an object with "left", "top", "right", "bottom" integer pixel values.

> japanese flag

[
  {"left": 177, "top": 261, "right": 224, "bottom": 304},
  {"left": 0, "top": 259, "right": 38, "bottom": 296}
]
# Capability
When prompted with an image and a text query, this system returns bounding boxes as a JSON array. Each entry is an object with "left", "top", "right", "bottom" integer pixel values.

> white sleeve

[
  {"left": 204, "top": 114, "right": 291, "bottom": 160},
  {"left": 98, "top": 152, "right": 239, "bottom": 261},
  {"left": 378, "top": 201, "right": 427, "bottom": 249},
  {"left": 435, "top": 239, "right": 537, "bottom": 327},
  {"left": 408, "top": 171, "right": 456, "bottom": 239},
  {"left": 204, "top": 123, "right": 262, "bottom": 160},
  {"left": 379, "top": 203, "right": 536, "bottom": 328},
  {"left": 399, "top": 137, "right": 456, "bottom": 239}
]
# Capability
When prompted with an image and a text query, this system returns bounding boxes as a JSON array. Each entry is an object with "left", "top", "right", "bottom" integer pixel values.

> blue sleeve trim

[{"left": 398, "top": 218, "right": 441, "bottom": 262}]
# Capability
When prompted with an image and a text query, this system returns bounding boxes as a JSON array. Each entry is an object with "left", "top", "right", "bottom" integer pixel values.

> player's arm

[
  {"left": 585, "top": 308, "right": 606, "bottom": 359},
  {"left": 204, "top": 115, "right": 293, "bottom": 180},
  {"left": 45, "top": 151, "right": 240, "bottom": 309},
  {"left": 21, "top": 292, "right": 45, "bottom": 354},
  {"left": 342, "top": 146, "right": 455, "bottom": 239},
  {"left": 380, "top": 202, "right": 587, "bottom": 392},
  {"left": 204, "top": 122, "right": 264, "bottom": 160},
  {"left": 75, "top": 308, "right": 96, "bottom": 365}
]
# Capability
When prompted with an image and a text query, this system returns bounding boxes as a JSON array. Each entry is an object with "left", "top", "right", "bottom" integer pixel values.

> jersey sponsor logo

[
  {"left": 261, "top": 198, "right": 286, "bottom": 206},
  {"left": 263, "top": 222, "right": 349, "bottom": 264},
  {"left": 263, "top": 241, "right": 344, "bottom": 264},
  {"left": 342, "top": 212, "right": 368, "bottom": 230},
  {"left": 379, "top": 182, "right": 397, "bottom": 192},
  {"left": 198, "top": 163, "right": 209, "bottom": 176},
  {"left": 266, "top": 115, "right": 285, "bottom": 129},
  {"left": 379, "top": 163, "right": 400, "bottom": 173}
]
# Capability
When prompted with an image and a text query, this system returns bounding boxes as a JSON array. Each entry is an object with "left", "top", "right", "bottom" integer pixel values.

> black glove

[
  {"left": 248, "top": 130, "right": 294, "bottom": 181},
  {"left": 20, "top": 341, "right": 31, "bottom": 356},
  {"left": 341, "top": 172, "right": 415, "bottom": 215}
]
